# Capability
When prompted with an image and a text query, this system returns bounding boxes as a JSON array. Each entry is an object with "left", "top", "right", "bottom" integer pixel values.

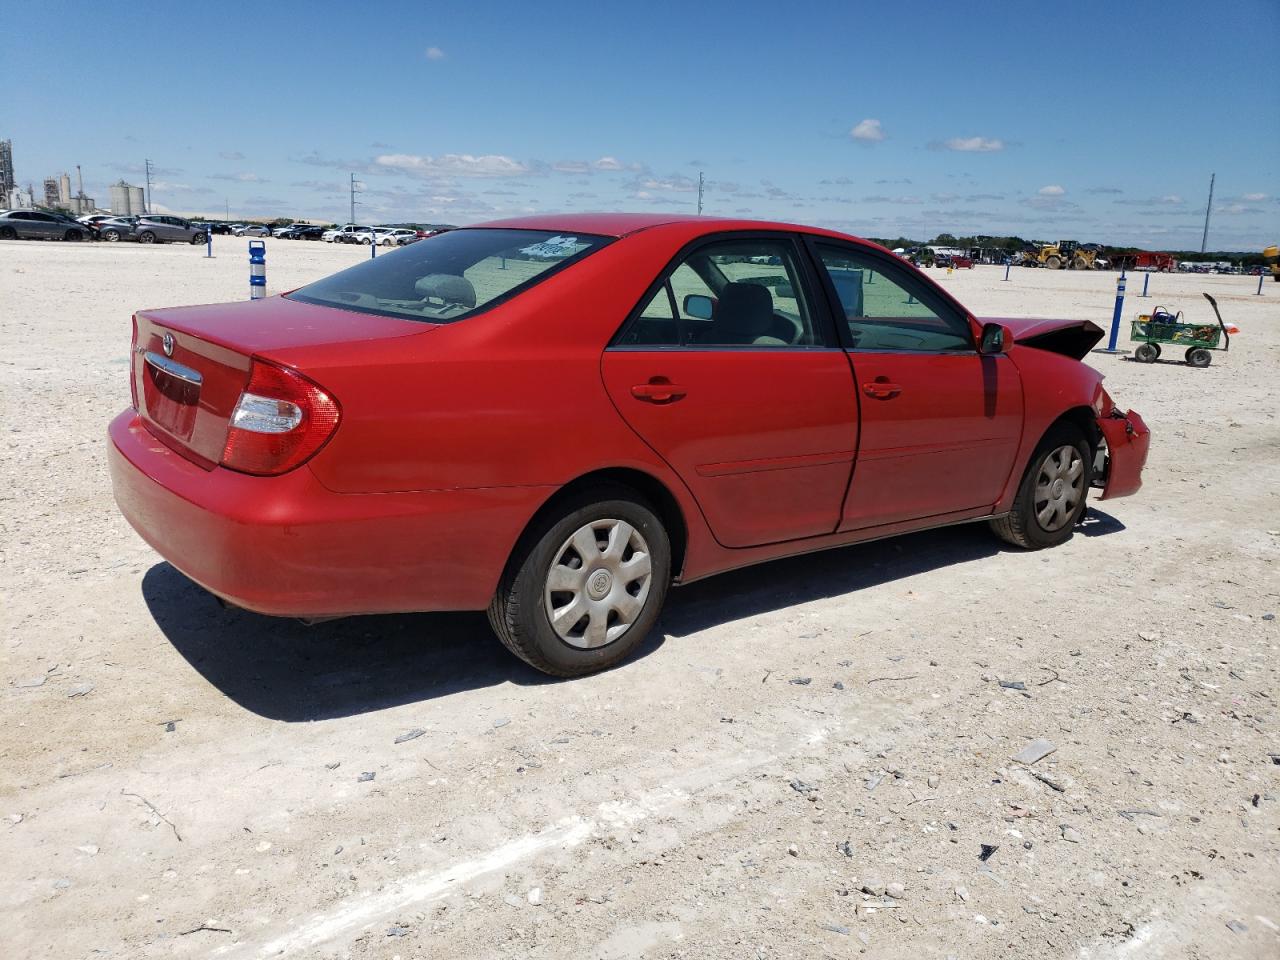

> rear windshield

[{"left": 287, "top": 228, "right": 610, "bottom": 323}]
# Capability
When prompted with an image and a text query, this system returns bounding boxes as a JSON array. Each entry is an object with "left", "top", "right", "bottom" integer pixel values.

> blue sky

[{"left": 4, "top": 0, "right": 1277, "bottom": 248}]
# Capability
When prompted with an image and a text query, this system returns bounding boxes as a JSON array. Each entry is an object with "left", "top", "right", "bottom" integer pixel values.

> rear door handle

[
  {"left": 862, "top": 378, "right": 901, "bottom": 399},
  {"left": 631, "top": 378, "right": 686, "bottom": 404}
]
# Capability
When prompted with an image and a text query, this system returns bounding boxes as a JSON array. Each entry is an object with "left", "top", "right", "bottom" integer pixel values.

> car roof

[{"left": 465, "top": 211, "right": 861, "bottom": 242}]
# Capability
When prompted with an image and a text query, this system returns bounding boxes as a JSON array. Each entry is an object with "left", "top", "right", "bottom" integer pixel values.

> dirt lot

[{"left": 1, "top": 237, "right": 1277, "bottom": 959}]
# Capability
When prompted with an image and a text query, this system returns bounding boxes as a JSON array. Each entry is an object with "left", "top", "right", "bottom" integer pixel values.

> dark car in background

[
  {"left": 278, "top": 225, "right": 326, "bottom": 240},
  {"left": 132, "top": 214, "right": 207, "bottom": 245},
  {"left": 97, "top": 217, "right": 139, "bottom": 241},
  {"left": 0, "top": 209, "right": 94, "bottom": 241}
]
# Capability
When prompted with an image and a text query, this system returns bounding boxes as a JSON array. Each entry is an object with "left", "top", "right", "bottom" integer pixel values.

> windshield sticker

[{"left": 519, "top": 235, "right": 582, "bottom": 258}]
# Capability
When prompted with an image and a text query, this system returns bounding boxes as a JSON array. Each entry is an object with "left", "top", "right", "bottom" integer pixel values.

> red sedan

[{"left": 109, "top": 214, "right": 1149, "bottom": 676}]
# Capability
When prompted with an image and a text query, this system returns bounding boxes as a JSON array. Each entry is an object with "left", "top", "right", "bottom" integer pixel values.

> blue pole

[
  {"left": 1139, "top": 271, "right": 1150, "bottom": 298},
  {"left": 249, "top": 240, "right": 266, "bottom": 300},
  {"left": 370, "top": 229, "right": 377, "bottom": 259},
  {"left": 205, "top": 226, "right": 212, "bottom": 259},
  {"left": 1104, "top": 272, "right": 1127, "bottom": 351},
  {"left": 1003, "top": 261, "right": 1011, "bottom": 281},
  {"left": 1258, "top": 273, "right": 1265, "bottom": 296}
]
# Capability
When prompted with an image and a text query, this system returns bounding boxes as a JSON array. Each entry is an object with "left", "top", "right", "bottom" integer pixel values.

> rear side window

[{"left": 288, "top": 229, "right": 610, "bottom": 323}]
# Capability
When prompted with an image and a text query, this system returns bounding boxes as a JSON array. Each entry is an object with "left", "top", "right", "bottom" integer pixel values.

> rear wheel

[
  {"left": 1134, "top": 342, "right": 1160, "bottom": 362},
  {"left": 990, "top": 424, "right": 1091, "bottom": 549},
  {"left": 1186, "top": 348, "right": 1211, "bottom": 368},
  {"left": 64, "top": 229, "right": 83, "bottom": 242},
  {"left": 102, "top": 229, "right": 120, "bottom": 241},
  {"left": 487, "top": 487, "right": 671, "bottom": 677},
  {"left": 0, "top": 226, "right": 16, "bottom": 240},
  {"left": 1044, "top": 255, "right": 1062, "bottom": 270},
  {"left": 1073, "top": 257, "right": 1088, "bottom": 270}
]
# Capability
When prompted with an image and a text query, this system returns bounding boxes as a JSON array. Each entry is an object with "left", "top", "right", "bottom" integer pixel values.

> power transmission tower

[
  {"left": 697, "top": 172, "right": 704, "bottom": 215},
  {"left": 144, "top": 158, "right": 153, "bottom": 213},
  {"left": 1200, "top": 172, "right": 1214, "bottom": 254}
]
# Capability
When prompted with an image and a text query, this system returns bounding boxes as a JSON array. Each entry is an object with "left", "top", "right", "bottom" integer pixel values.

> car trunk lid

[{"left": 132, "top": 297, "right": 433, "bottom": 468}]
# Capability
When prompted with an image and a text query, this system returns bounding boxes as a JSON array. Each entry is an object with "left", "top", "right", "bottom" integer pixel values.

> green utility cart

[{"left": 1131, "top": 292, "right": 1230, "bottom": 367}]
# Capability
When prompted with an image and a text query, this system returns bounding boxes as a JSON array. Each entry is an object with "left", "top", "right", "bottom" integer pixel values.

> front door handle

[
  {"left": 631, "top": 378, "right": 686, "bottom": 404},
  {"left": 862, "top": 377, "right": 902, "bottom": 400}
]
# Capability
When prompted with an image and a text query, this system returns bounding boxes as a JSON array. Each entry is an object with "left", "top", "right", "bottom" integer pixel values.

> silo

[
  {"left": 110, "top": 181, "right": 131, "bottom": 214},
  {"left": 59, "top": 173, "right": 71, "bottom": 204},
  {"left": 129, "top": 185, "right": 145, "bottom": 214}
]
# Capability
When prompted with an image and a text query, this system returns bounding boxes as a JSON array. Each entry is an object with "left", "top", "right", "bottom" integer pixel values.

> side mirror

[
  {"left": 683, "top": 293, "right": 714, "bottom": 320},
  {"left": 978, "top": 322, "right": 1013, "bottom": 354}
]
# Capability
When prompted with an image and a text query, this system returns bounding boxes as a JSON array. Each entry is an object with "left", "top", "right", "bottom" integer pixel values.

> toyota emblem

[{"left": 162, "top": 332, "right": 175, "bottom": 357}]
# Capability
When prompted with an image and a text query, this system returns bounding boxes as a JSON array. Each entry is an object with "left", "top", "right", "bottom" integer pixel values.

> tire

[
  {"left": 102, "top": 229, "right": 120, "bottom": 242},
  {"left": 1073, "top": 257, "right": 1088, "bottom": 270},
  {"left": 138, "top": 231, "right": 156, "bottom": 244},
  {"left": 64, "top": 229, "right": 83, "bottom": 242},
  {"left": 1044, "top": 255, "right": 1062, "bottom": 270},
  {"left": 1186, "top": 348, "right": 1211, "bottom": 368},
  {"left": 0, "top": 226, "right": 16, "bottom": 240},
  {"left": 1134, "top": 342, "right": 1159, "bottom": 362},
  {"left": 381, "top": 237, "right": 394, "bottom": 246},
  {"left": 990, "top": 423, "right": 1092, "bottom": 550},
  {"left": 190, "top": 233, "right": 205, "bottom": 245},
  {"left": 487, "top": 486, "right": 671, "bottom": 677}
]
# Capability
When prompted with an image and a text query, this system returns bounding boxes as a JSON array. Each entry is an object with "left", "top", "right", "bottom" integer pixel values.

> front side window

[
  {"left": 288, "top": 228, "right": 609, "bottom": 323},
  {"left": 815, "top": 243, "right": 972, "bottom": 352},
  {"left": 620, "top": 238, "right": 818, "bottom": 348}
]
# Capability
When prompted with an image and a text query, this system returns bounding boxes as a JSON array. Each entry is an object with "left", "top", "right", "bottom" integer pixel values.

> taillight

[
  {"left": 220, "top": 361, "right": 340, "bottom": 476},
  {"left": 129, "top": 314, "right": 139, "bottom": 410}
]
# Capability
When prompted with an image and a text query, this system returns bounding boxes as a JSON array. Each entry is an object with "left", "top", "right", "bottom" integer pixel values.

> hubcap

[
  {"left": 544, "top": 518, "right": 652, "bottom": 649},
  {"left": 1034, "top": 444, "right": 1084, "bottom": 532}
]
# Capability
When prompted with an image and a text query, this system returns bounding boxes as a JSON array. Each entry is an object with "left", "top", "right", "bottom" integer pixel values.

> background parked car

[
  {"left": 132, "top": 215, "right": 207, "bottom": 245},
  {"left": 280, "top": 225, "right": 326, "bottom": 240},
  {"left": 379, "top": 228, "right": 418, "bottom": 246},
  {"left": 324, "top": 224, "right": 371, "bottom": 242},
  {"left": 233, "top": 224, "right": 270, "bottom": 237},
  {"left": 0, "top": 209, "right": 94, "bottom": 241},
  {"left": 96, "top": 217, "right": 138, "bottom": 242}
]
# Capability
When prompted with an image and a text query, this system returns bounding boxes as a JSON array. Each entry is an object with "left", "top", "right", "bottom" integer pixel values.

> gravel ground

[{"left": 1, "top": 237, "right": 1277, "bottom": 959}]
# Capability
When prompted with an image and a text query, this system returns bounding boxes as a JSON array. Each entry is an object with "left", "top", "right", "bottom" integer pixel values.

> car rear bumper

[
  {"left": 108, "top": 411, "right": 551, "bottom": 617},
  {"left": 1097, "top": 409, "right": 1150, "bottom": 500}
]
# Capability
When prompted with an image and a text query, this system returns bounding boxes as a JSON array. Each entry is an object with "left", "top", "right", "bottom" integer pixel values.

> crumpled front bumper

[{"left": 1096, "top": 409, "right": 1150, "bottom": 500}]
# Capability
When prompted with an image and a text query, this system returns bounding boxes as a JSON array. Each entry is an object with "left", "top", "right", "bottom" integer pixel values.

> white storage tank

[
  {"left": 110, "top": 181, "right": 132, "bottom": 214},
  {"left": 129, "top": 185, "right": 145, "bottom": 214}
]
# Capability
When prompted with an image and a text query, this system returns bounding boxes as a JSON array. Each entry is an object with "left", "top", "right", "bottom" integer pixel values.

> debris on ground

[{"left": 1012, "top": 739, "right": 1058, "bottom": 765}]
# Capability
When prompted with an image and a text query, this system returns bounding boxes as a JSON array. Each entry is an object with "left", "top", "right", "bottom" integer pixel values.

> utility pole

[
  {"left": 696, "top": 171, "right": 704, "bottom": 215},
  {"left": 144, "top": 158, "right": 154, "bottom": 213},
  {"left": 349, "top": 173, "right": 362, "bottom": 225},
  {"left": 1199, "top": 172, "right": 1214, "bottom": 254}
]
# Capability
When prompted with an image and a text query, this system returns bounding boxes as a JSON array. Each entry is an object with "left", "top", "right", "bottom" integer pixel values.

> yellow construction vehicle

[
  {"left": 1264, "top": 244, "right": 1279, "bottom": 282},
  {"left": 1025, "top": 240, "right": 1100, "bottom": 270}
]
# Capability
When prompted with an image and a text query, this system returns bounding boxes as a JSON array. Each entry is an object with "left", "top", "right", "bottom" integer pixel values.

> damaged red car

[{"left": 109, "top": 214, "right": 1149, "bottom": 676}]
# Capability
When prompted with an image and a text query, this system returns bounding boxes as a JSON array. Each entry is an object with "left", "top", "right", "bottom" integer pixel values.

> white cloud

[
  {"left": 1038, "top": 184, "right": 1065, "bottom": 196},
  {"left": 424, "top": 46, "right": 445, "bottom": 60},
  {"left": 943, "top": 136, "right": 1005, "bottom": 152},
  {"left": 210, "top": 171, "right": 267, "bottom": 182},
  {"left": 218, "top": 151, "right": 245, "bottom": 161},
  {"left": 849, "top": 119, "right": 885, "bottom": 143},
  {"left": 375, "top": 153, "right": 529, "bottom": 178},
  {"left": 1242, "top": 192, "right": 1267, "bottom": 202}
]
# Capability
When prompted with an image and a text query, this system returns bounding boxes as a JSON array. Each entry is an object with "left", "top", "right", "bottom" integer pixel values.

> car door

[
  {"left": 601, "top": 233, "right": 858, "bottom": 549},
  {"left": 26, "top": 212, "right": 59, "bottom": 238},
  {"left": 807, "top": 239, "right": 1023, "bottom": 531}
]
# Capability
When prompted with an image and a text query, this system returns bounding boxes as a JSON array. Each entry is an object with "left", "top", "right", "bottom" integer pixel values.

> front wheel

[
  {"left": 64, "top": 229, "right": 83, "bottom": 242},
  {"left": 1134, "top": 342, "right": 1160, "bottom": 362},
  {"left": 138, "top": 231, "right": 156, "bottom": 244},
  {"left": 990, "top": 424, "right": 1091, "bottom": 549},
  {"left": 487, "top": 488, "right": 671, "bottom": 677},
  {"left": 190, "top": 233, "right": 206, "bottom": 245},
  {"left": 1186, "top": 348, "right": 1211, "bottom": 368},
  {"left": 101, "top": 229, "right": 120, "bottom": 242},
  {"left": 0, "top": 226, "right": 17, "bottom": 240}
]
